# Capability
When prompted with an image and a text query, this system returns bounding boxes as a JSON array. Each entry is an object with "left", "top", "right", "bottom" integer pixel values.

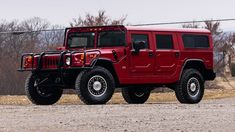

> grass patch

[{"left": 1, "top": 89, "right": 235, "bottom": 105}]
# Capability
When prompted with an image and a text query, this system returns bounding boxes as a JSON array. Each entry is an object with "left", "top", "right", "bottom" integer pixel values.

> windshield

[
  {"left": 98, "top": 31, "right": 126, "bottom": 47},
  {"left": 68, "top": 32, "right": 95, "bottom": 48}
]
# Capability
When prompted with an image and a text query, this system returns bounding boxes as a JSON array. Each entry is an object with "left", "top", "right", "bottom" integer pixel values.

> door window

[
  {"left": 131, "top": 34, "right": 149, "bottom": 49},
  {"left": 156, "top": 34, "right": 174, "bottom": 49}
]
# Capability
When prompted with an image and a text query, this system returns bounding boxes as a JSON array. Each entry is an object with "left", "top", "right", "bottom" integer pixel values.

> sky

[{"left": 0, "top": 0, "right": 235, "bottom": 31}]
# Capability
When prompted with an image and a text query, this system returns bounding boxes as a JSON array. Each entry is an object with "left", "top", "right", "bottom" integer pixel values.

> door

[
  {"left": 154, "top": 33, "right": 179, "bottom": 77},
  {"left": 129, "top": 32, "right": 155, "bottom": 75}
]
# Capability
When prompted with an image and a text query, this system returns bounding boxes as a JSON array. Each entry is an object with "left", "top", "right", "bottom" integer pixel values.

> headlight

[{"left": 65, "top": 57, "right": 71, "bottom": 66}]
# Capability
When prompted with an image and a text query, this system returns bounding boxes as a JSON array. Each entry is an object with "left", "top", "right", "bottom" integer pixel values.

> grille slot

[{"left": 43, "top": 56, "right": 59, "bottom": 69}]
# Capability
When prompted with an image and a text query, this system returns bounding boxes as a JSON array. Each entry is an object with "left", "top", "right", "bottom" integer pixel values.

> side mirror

[{"left": 133, "top": 41, "right": 146, "bottom": 53}]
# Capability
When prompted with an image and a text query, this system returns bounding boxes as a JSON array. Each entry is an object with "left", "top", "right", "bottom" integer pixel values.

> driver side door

[{"left": 129, "top": 32, "right": 155, "bottom": 75}]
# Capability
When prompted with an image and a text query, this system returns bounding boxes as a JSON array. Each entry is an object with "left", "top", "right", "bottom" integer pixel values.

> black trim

[
  {"left": 179, "top": 59, "right": 216, "bottom": 81},
  {"left": 204, "top": 70, "right": 216, "bottom": 80},
  {"left": 179, "top": 59, "right": 204, "bottom": 80}
]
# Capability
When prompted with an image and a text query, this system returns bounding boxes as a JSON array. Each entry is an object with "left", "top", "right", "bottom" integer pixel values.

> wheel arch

[
  {"left": 92, "top": 58, "right": 120, "bottom": 86},
  {"left": 179, "top": 59, "right": 208, "bottom": 80}
]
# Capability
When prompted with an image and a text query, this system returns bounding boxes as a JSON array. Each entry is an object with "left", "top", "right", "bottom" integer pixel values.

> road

[{"left": 0, "top": 97, "right": 235, "bottom": 132}]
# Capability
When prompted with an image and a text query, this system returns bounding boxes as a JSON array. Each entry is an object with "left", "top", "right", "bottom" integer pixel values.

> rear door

[
  {"left": 154, "top": 32, "right": 179, "bottom": 77},
  {"left": 129, "top": 32, "right": 155, "bottom": 75}
]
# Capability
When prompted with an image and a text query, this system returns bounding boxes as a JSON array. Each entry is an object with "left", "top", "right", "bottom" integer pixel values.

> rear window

[{"left": 182, "top": 34, "right": 209, "bottom": 48}]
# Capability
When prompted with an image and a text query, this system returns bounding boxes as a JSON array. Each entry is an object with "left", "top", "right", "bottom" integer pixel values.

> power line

[
  {"left": 0, "top": 18, "right": 235, "bottom": 35},
  {"left": 132, "top": 18, "right": 235, "bottom": 26},
  {"left": 0, "top": 29, "right": 64, "bottom": 35}
]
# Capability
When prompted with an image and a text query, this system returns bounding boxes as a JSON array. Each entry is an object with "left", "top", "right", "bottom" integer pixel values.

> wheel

[
  {"left": 122, "top": 87, "right": 151, "bottom": 104},
  {"left": 75, "top": 66, "right": 115, "bottom": 105},
  {"left": 175, "top": 69, "right": 204, "bottom": 104},
  {"left": 25, "top": 73, "right": 63, "bottom": 105}
]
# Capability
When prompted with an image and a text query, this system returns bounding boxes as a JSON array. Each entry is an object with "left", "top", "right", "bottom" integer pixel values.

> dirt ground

[
  {"left": 0, "top": 97, "right": 234, "bottom": 132},
  {"left": 0, "top": 78, "right": 234, "bottom": 132}
]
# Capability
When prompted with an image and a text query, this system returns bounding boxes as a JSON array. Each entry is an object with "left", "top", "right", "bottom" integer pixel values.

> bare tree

[
  {"left": 39, "top": 25, "right": 64, "bottom": 50},
  {"left": 0, "top": 17, "right": 63, "bottom": 95},
  {"left": 20, "top": 17, "right": 49, "bottom": 52},
  {"left": 182, "top": 21, "right": 200, "bottom": 28},
  {"left": 204, "top": 21, "right": 222, "bottom": 36},
  {"left": 70, "top": 10, "right": 127, "bottom": 27}
]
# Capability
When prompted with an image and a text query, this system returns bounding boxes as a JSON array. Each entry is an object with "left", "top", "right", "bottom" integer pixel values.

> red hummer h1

[{"left": 19, "top": 25, "right": 216, "bottom": 105}]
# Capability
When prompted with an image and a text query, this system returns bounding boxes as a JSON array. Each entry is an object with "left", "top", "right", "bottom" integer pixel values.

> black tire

[
  {"left": 175, "top": 69, "right": 205, "bottom": 104},
  {"left": 122, "top": 87, "right": 151, "bottom": 104},
  {"left": 25, "top": 73, "right": 63, "bottom": 105},
  {"left": 75, "top": 66, "right": 115, "bottom": 105}
]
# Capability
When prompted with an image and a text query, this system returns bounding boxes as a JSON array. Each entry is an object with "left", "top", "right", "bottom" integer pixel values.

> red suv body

[{"left": 19, "top": 25, "right": 216, "bottom": 105}]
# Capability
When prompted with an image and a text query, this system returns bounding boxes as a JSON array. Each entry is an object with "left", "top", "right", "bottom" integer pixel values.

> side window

[
  {"left": 131, "top": 34, "right": 149, "bottom": 49},
  {"left": 156, "top": 34, "right": 174, "bottom": 49},
  {"left": 183, "top": 34, "right": 209, "bottom": 48},
  {"left": 98, "top": 31, "right": 126, "bottom": 47}
]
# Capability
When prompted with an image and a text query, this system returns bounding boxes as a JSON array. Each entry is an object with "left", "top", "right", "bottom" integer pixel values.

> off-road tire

[
  {"left": 175, "top": 69, "right": 205, "bottom": 104},
  {"left": 122, "top": 87, "right": 151, "bottom": 104},
  {"left": 25, "top": 73, "right": 63, "bottom": 105},
  {"left": 75, "top": 66, "right": 115, "bottom": 105}
]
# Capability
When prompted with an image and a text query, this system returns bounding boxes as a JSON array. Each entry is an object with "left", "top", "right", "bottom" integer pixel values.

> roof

[
  {"left": 125, "top": 26, "right": 211, "bottom": 33},
  {"left": 67, "top": 25, "right": 210, "bottom": 33}
]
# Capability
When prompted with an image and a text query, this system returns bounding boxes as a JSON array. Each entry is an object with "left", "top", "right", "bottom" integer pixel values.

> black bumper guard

[{"left": 18, "top": 50, "right": 101, "bottom": 72}]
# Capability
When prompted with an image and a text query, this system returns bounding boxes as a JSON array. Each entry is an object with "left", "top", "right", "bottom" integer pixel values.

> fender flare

[{"left": 178, "top": 59, "right": 204, "bottom": 80}]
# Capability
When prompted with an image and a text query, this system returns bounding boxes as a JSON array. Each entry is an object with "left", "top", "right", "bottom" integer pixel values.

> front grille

[{"left": 43, "top": 56, "right": 59, "bottom": 69}]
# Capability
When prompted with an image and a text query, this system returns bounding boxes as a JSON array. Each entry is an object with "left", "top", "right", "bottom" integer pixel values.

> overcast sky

[{"left": 0, "top": 0, "right": 235, "bottom": 31}]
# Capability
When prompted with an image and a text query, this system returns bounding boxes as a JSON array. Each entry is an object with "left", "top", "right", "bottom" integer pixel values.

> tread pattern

[
  {"left": 75, "top": 71, "right": 89, "bottom": 104},
  {"left": 25, "top": 73, "right": 63, "bottom": 105},
  {"left": 25, "top": 73, "right": 37, "bottom": 104},
  {"left": 175, "top": 68, "right": 204, "bottom": 104},
  {"left": 122, "top": 87, "right": 151, "bottom": 104}
]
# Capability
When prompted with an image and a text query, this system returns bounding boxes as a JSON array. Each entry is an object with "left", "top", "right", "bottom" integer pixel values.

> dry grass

[{"left": 1, "top": 89, "right": 235, "bottom": 105}]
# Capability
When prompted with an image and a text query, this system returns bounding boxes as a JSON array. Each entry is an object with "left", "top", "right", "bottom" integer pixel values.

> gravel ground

[{"left": 0, "top": 97, "right": 235, "bottom": 132}]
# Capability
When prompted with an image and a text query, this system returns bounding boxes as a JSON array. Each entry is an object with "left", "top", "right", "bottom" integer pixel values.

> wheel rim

[
  {"left": 87, "top": 75, "right": 107, "bottom": 97},
  {"left": 187, "top": 77, "right": 200, "bottom": 97},
  {"left": 34, "top": 79, "right": 52, "bottom": 97},
  {"left": 134, "top": 92, "right": 145, "bottom": 97}
]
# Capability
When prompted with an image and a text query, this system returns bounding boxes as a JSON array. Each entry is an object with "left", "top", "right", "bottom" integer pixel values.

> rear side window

[
  {"left": 131, "top": 34, "right": 149, "bottom": 49},
  {"left": 156, "top": 35, "right": 174, "bottom": 49},
  {"left": 182, "top": 34, "right": 209, "bottom": 48}
]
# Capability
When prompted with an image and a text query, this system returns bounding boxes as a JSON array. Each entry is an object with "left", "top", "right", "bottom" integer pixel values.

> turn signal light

[
  {"left": 80, "top": 54, "right": 84, "bottom": 60},
  {"left": 24, "top": 56, "right": 33, "bottom": 67}
]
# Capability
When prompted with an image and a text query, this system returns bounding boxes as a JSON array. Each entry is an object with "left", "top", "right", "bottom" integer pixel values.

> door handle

[
  {"left": 175, "top": 52, "right": 180, "bottom": 58},
  {"left": 148, "top": 52, "right": 154, "bottom": 57}
]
